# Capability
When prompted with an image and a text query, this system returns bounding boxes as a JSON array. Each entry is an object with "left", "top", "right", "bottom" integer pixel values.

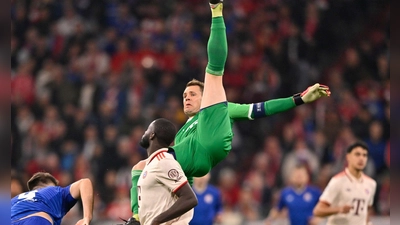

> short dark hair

[
  {"left": 346, "top": 141, "right": 369, "bottom": 154},
  {"left": 27, "top": 172, "right": 59, "bottom": 191},
  {"left": 186, "top": 79, "right": 204, "bottom": 93},
  {"left": 153, "top": 118, "right": 177, "bottom": 146}
]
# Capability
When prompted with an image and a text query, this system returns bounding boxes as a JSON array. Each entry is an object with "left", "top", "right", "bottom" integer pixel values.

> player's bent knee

[{"left": 132, "top": 160, "right": 146, "bottom": 170}]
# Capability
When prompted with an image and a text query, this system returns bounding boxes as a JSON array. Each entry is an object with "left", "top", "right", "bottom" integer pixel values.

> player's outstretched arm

[
  {"left": 151, "top": 183, "right": 198, "bottom": 225},
  {"left": 313, "top": 201, "right": 352, "bottom": 217},
  {"left": 228, "top": 83, "right": 331, "bottom": 120},
  {"left": 264, "top": 207, "right": 282, "bottom": 225},
  {"left": 70, "top": 178, "right": 94, "bottom": 225}
]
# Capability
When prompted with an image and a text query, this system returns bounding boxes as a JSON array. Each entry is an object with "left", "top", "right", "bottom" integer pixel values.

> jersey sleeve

[
  {"left": 319, "top": 178, "right": 340, "bottom": 205},
  {"left": 60, "top": 185, "right": 78, "bottom": 214},
  {"left": 227, "top": 102, "right": 253, "bottom": 121},
  {"left": 156, "top": 158, "right": 188, "bottom": 193},
  {"left": 369, "top": 181, "right": 377, "bottom": 206},
  {"left": 214, "top": 188, "right": 223, "bottom": 215},
  {"left": 276, "top": 190, "right": 286, "bottom": 211}
]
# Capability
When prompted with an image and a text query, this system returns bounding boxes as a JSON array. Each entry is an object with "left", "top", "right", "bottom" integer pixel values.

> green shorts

[{"left": 173, "top": 102, "right": 233, "bottom": 177}]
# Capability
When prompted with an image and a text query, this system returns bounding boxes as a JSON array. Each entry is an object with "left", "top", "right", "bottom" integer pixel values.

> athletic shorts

[
  {"left": 174, "top": 102, "right": 233, "bottom": 177},
  {"left": 12, "top": 216, "right": 52, "bottom": 225}
]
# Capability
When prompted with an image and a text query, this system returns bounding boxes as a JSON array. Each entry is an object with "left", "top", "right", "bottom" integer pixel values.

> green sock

[
  {"left": 206, "top": 17, "right": 227, "bottom": 76},
  {"left": 130, "top": 170, "right": 142, "bottom": 215}
]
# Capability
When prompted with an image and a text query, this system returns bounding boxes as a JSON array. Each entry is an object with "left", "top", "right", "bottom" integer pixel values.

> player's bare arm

[
  {"left": 367, "top": 206, "right": 374, "bottom": 225},
  {"left": 70, "top": 178, "right": 94, "bottom": 225},
  {"left": 151, "top": 183, "right": 198, "bottom": 225},
  {"left": 313, "top": 201, "right": 352, "bottom": 217},
  {"left": 264, "top": 207, "right": 282, "bottom": 225}
]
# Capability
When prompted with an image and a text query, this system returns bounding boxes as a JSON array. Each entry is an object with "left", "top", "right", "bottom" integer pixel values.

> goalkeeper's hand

[
  {"left": 293, "top": 83, "right": 331, "bottom": 105},
  {"left": 120, "top": 217, "right": 140, "bottom": 225}
]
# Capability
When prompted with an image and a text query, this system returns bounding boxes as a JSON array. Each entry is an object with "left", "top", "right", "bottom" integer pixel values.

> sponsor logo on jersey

[{"left": 184, "top": 120, "right": 198, "bottom": 132}]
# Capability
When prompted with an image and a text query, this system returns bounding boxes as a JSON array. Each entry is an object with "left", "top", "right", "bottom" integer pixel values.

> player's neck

[
  {"left": 147, "top": 143, "right": 168, "bottom": 156},
  {"left": 293, "top": 184, "right": 306, "bottom": 193},
  {"left": 347, "top": 167, "right": 362, "bottom": 179},
  {"left": 193, "top": 184, "right": 207, "bottom": 193}
]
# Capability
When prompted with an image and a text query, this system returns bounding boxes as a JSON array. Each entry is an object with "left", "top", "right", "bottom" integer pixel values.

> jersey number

[
  {"left": 18, "top": 190, "right": 38, "bottom": 201},
  {"left": 137, "top": 186, "right": 141, "bottom": 208}
]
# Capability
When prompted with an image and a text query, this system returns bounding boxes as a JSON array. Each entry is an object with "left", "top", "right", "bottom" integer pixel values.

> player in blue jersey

[
  {"left": 190, "top": 173, "right": 222, "bottom": 225},
  {"left": 11, "top": 172, "right": 94, "bottom": 225},
  {"left": 265, "top": 165, "right": 321, "bottom": 225}
]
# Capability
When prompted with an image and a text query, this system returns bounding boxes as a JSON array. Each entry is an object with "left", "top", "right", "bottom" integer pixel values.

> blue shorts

[{"left": 12, "top": 216, "right": 52, "bottom": 225}]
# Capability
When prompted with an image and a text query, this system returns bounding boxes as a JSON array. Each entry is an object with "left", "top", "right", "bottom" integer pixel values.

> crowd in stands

[{"left": 11, "top": 0, "right": 389, "bottom": 223}]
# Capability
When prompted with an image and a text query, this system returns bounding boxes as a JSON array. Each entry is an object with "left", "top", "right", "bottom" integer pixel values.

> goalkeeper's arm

[
  {"left": 130, "top": 161, "right": 147, "bottom": 221},
  {"left": 228, "top": 83, "right": 330, "bottom": 120}
]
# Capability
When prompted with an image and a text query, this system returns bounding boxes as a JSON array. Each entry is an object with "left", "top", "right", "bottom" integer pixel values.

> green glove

[{"left": 293, "top": 83, "right": 331, "bottom": 105}]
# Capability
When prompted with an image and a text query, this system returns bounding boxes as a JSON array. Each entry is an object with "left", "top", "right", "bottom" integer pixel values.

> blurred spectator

[
  {"left": 218, "top": 168, "right": 240, "bottom": 208},
  {"left": 57, "top": 6, "right": 83, "bottom": 37},
  {"left": 78, "top": 39, "right": 110, "bottom": 76},
  {"left": 281, "top": 139, "right": 320, "bottom": 182},
  {"left": 11, "top": 174, "right": 26, "bottom": 198},
  {"left": 365, "top": 120, "right": 387, "bottom": 176}
]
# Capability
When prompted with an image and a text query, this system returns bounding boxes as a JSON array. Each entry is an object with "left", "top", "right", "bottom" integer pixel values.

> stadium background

[{"left": 11, "top": 0, "right": 389, "bottom": 224}]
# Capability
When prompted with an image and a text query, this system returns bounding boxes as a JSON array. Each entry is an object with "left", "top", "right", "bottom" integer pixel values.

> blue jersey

[
  {"left": 11, "top": 186, "right": 77, "bottom": 225},
  {"left": 190, "top": 185, "right": 222, "bottom": 225},
  {"left": 277, "top": 186, "right": 321, "bottom": 225}
]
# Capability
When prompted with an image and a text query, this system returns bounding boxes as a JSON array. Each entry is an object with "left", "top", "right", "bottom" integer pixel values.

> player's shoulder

[
  {"left": 280, "top": 187, "right": 292, "bottom": 195},
  {"left": 147, "top": 149, "right": 172, "bottom": 164},
  {"left": 362, "top": 174, "right": 377, "bottom": 186},
  {"left": 152, "top": 151, "right": 182, "bottom": 169},
  {"left": 307, "top": 185, "right": 322, "bottom": 193},
  {"left": 331, "top": 170, "right": 349, "bottom": 182},
  {"left": 207, "top": 185, "right": 221, "bottom": 194}
]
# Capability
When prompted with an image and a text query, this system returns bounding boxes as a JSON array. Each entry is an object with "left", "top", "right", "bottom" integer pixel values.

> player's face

[
  {"left": 346, "top": 147, "right": 368, "bottom": 171},
  {"left": 291, "top": 168, "right": 309, "bottom": 187},
  {"left": 183, "top": 85, "right": 202, "bottom": 117},
  {"left": 140, "top": 121, "right": 155, "bottom": 149}
]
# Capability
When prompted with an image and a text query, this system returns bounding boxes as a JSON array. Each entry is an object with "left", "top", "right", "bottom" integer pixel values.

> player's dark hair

[
  {"left": 153, "top": 118, "right": 177, "bottom": 147},
  {"left": 346, "top": 141, "right": 369, "bottom": 154},
  {"left": 27, "top": 172, "right": 59, "bottom": 191},
  {"left": 186, "top": 79, "right": 204, "bottom": 93}
]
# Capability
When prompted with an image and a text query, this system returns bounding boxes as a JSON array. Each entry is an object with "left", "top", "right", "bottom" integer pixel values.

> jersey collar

[
  {"left": 147, "top": 148, "right": 169, "bottom": 165},
  {"left": 345, "top": 168, "right": 364, "bottom": 183}
]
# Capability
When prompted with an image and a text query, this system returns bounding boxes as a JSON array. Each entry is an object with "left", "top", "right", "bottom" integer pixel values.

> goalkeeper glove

[{"left": 293, "top": 83, "right": 331, "bottom": 105}]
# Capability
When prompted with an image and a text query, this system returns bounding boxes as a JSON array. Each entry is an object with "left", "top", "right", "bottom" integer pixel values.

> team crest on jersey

[
  {"left": 286, "top": 194, "right": 294, "bottom": 202},
  {"left": 143, "top": 171, "right": 147, "bottom": 179},
  {"left": 204, "top": 194, "right": 214, "bottom": 204},
  {"left": 303, "top": 192, "right": 312, "bottom": 202},
  {"left": 365, "top": 189, "right": 369, "bottom": 194},
  {"left": 168, "top": 169, "right": 182, "bottom": 182}
]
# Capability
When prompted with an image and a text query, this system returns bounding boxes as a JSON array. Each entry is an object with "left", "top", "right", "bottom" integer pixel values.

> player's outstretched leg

[{"left": 201, "top": 0, "right": 227, "bottom": 109}]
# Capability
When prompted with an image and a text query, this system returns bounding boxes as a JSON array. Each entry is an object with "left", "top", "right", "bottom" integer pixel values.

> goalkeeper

[{"left": 129, "top": 0, "right": 331, "bottom": 223}]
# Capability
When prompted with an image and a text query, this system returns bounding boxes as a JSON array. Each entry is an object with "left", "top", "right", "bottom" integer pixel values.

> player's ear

[{"left": 150, "top": 132, "right": 155, "bottom": 140}]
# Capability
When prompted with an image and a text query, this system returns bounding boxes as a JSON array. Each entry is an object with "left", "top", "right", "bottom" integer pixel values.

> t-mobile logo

[{"left": 352, "top": 198, "right": 366, "bottom": 216}]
